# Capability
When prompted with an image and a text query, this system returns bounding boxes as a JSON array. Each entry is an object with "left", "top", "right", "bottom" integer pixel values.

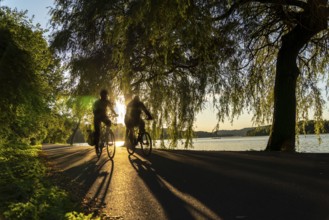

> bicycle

[
  {"left": 126, "top": 126, "right": 152, "bottom": 156},
  {"left": 95, "top": 122, "right": 116, "bottom": 160}
]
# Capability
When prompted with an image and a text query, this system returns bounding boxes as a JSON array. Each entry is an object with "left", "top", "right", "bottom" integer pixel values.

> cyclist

[
  {"left": 124, "top": 95, "right": 153, "bottom": 143},
  {"left": 93, "top": 89, "right": 118, "bottom": 152}
]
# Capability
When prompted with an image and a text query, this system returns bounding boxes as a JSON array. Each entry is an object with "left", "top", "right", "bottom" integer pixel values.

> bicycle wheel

[
  {"left": 140, "top": 132, "right": 152, "bottom": 156},
  {"left": 106, "top": 130, "right": 116, "bottom": 159},
  {"left": 126, "top": 129, "right": 136, "bottom": 155}
]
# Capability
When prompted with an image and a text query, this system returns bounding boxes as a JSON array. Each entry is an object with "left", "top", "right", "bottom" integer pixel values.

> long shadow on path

[
  {"left": 43, "top": 145, "right": 114, "bottom": 215},
  {"left": 129, "top": 154, "right": 215, "bottom": 219},
  {"left": 133, "top": 149, "right": 329, "bottom": 220}
]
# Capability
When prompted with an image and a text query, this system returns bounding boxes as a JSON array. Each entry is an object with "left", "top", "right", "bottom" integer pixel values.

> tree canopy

[
  {"left": 0, "top": 6, "right": 63, "bottom": 144},
  {"left": 50, "top": 0, "right": 329, "bottom": 150}
]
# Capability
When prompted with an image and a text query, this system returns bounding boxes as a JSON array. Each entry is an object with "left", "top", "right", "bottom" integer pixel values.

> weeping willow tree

[
  {"left": 50, "top": 0, "right": 329, "bottom": 151},
  {"left": 50, "top": 0, "right": 237, "bottom": 148},
  {"left": 218, "top": 0, "right": 329, "bottom": 151}
]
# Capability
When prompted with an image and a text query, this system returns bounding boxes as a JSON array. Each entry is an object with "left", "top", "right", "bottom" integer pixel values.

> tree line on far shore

[
  {"left": 193, "top": 120, "right": 329, "bottom": 138},
  {"left": 246, "top": 120, "right": 329, "bottom": 137}
]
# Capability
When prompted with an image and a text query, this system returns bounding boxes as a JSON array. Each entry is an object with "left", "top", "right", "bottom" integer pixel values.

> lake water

[
  {"left": 153, "top": 134, "right": 329, "bottom": 153},
  {"left": 77, "top": 134, "right": 329, "bottom": 153}
]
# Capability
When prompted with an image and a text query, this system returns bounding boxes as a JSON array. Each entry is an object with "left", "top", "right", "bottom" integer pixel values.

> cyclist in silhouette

[
  {"left": 124, "top": 95, "right": 153, "bottom": 142},
  {"left": 93, "top": 89, "right": 118, "bottom": 150}
]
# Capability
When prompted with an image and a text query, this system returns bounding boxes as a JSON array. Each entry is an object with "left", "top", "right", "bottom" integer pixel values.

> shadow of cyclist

[
  {"left": 47, "top": 146, "right": 115, "bottom": 216},
  {"left": 128, "top": 152, "right": 215, "bottom": 219}
]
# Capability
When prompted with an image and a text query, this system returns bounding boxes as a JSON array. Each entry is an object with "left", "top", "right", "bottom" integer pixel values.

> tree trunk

[
  {"left": 70, "top": 118, "right": 81, "bottom": 146},
  {"left": 266, "top": 39, "right": 299, "bottom": 151},
  {"left": 266, "top": 3, "right": 328, "bottom": 151}
]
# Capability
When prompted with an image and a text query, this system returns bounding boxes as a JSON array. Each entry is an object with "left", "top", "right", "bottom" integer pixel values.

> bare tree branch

[
  {"left": 212, "top": 0, "right": 308, "bottom": 21},
  {"left": 212, "top": 0, "right": 250, "bottom": 20},
  {"left": 254, "top": 0, "right": 307, "bottom": 8}
]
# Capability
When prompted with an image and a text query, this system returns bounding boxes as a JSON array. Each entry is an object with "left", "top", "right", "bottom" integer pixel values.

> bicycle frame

[
  {"left": 126, "top": 126, "right": 152, "bottom": 156},
  {"left": 96, "top": 122, "right": 116, "bottom": 160}
]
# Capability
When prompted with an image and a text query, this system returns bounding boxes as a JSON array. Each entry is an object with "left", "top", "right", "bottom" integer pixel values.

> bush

[{"left": 0, "top": 143, "right": 94, "bottom": 219}]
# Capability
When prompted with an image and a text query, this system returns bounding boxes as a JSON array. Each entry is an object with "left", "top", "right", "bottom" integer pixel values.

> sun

[{"left": 114, "top": 101, "right": 126, "bottom": 125}]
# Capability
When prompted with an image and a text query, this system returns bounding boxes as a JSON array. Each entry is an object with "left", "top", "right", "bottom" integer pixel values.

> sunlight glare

[
  {"left": 115, "top": 101, "right": 126, "bottom": 125},
  {"left": 115, "top": 140, "right": 125, "bottom": 147}
]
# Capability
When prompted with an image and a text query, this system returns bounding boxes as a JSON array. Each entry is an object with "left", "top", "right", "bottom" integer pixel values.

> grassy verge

[{"left": 0, "top": 143, "right": 97, "bottom": 220}]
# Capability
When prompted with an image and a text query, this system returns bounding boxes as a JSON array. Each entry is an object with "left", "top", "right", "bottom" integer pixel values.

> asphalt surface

[{"left": 42, "top": 144, "right": 329, "bottom": 220}]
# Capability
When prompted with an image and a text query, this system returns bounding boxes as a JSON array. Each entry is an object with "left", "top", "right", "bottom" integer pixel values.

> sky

[{"left": 4, "top": 0, "right": 327, "bottom": 132}]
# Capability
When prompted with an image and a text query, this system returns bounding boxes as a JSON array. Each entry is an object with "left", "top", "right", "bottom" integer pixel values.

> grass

[{"left": 0, "top": 143, "right": 98, "bottom": 220}]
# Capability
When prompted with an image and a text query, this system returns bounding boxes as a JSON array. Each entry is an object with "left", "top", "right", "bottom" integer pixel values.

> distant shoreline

[{"left": 195, "top": 121, "right": 329, "bottom": 138}]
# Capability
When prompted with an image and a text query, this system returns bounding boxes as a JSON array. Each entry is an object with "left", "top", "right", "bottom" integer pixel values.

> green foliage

[
  {"left": 43, "top": 113, "right": 75, "bottom": 144},
  {"left": 0, "top": 143, "right": 93, "bottom": 219},
  {"left": 50, "top": 0, "right": 329, "bottom": 149},
  {"left": 50, "top": 0, "right": 235, "bottom": 147},
  {"left": 0, "top": 7, "right": 63, "bottom": 144},
  {"left": 65, "top": 211, "right": 98, "bottom": 220}
]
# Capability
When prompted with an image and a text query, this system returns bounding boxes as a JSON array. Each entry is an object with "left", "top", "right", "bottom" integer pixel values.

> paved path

[{"left": 42, "top": 144, "right": 329, "bottom": 220}]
